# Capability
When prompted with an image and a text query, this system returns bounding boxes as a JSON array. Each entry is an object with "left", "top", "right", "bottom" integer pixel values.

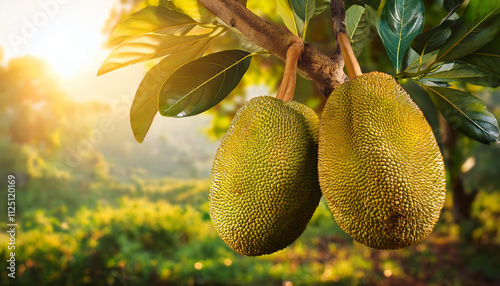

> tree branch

[
  {"left": 197, "top": 0, "right": 345, "bottom": 96},
  {"left": 330, "top": 0, "right": 346, "bottom": 34}
]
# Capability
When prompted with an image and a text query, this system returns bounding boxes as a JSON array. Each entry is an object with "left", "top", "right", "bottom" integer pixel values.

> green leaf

[
  {"left": 345, "top": 0, "right": 381, "bottom": 10},
  {"left": 402, "top": 48, "right": 437, "bottom": 73},
  {"left": 365, "top": 5, "right": 380, "bottom": 33},
  {"left": 422, "top": 85, "right": 500, "bottom": 144},
  {"left": 158, "top": 50, "right": 252, "bottom": 117},
  {"left": 459, "top": 36, "right": 500, "bottom": 77},
  {"left": 130, "top": 38, "right": 212, "bottom": 143},
  {"left": 379, "top": 0, "right": 425, "bottom": 73},
  {"left": 171, "top": 0, "right": 216, "bottom": 24},
  {"left": 426, "top": 62, "right": 500, "bottom": 87},
  {"left": 109, "top": 6, "right": 197, "bottom": 46},
  {"left": 410, "top": 19, "right": 455, "bottom": 55},
  {"left": 436, "top": 0, "right": 500, "bottom": 63},
  {"left": 443, "top": 0, "right": 464, "bottom": 12},
  {"left": 98, "top": 33, "right": 212, "bottom": 76},
  {"left": 290, "top": 0, "right": 315, "bottom": 23},
  {"left": 419, "top": 79, "right": 451, "bottom": 88},
  {"left": 229, "top": 28, "right": 265, "bottom": 53},
  {"left": 277, "top": 0, "right": 304, "bottom": 36},
  {"left": 313, "top": 0, "right": 329, "bottom": 17},
  {"left": 346, "top": 5, "right": 372, "bottom": 57}
]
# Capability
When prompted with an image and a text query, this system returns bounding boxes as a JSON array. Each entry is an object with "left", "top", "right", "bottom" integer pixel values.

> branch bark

[{"left": 197, "top": 0, "right": 346, "bottom": 96}]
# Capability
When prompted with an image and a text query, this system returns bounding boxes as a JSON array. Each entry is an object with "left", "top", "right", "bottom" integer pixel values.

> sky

[
  {"left": 0, "top": 0, "right": 146, "bottom": 103},
  {"left": 0, "top": 0, "right": 222, "bottom": 148},
  {"left": 0, "top": 0, "right": 269, "bottom": 103},
  {"left": 0, "top": 0, "right": 269, "bottom": 148}
]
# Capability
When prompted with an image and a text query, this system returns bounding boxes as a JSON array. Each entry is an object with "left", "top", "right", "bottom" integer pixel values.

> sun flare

[
  {"left": 30, "top": 20, "right": 106, "bottom": 78},
  {"left": 1, "top": 1, "right": 112, "bottom": 79}
]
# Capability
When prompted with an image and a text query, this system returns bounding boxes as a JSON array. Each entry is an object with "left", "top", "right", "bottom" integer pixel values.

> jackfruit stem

[
  {"left": 330, "top": 0, "right": 362, "bottom": 80},
  {"left": 338, "top": 32, "right": 362, "bottom": 79},
  {"left": 277, "top": 36, "right": 304, "bottom": 102}
]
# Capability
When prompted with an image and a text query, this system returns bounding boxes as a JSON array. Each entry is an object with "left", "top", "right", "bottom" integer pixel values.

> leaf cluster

[
  {"left": 99, "top": 0, "right": 331, "bottom": 143},
  {"left": 99, "top": 0, "right": 500, "bottom": 145},
  {"left": 374, "top": 0, "right": 500, "bottom": 144},
  {"left": 99, "top": 3, "right": 246, "bottom": 142}
]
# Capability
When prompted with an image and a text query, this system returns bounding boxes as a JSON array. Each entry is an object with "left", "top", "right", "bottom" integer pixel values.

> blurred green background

[{"left": 1, "top": 0, "right": 500, "bottom": 285}]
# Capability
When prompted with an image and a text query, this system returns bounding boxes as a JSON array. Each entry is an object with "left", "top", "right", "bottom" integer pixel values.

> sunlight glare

[{"left": 30, "top": 14, "right": 106, "bottom": 78}]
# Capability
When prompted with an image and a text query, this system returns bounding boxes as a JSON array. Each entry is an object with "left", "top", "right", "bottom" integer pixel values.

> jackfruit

[
  {"left": 318, "top": 72, "right": 446, "bottom": 249},
  {"left": 210, "top": 96, "right": 322, "bottom": 256}
]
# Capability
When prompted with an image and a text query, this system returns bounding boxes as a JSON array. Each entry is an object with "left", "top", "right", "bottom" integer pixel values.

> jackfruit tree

[{"left": 99, "top": 0, "right": 500, "bottom": 253}]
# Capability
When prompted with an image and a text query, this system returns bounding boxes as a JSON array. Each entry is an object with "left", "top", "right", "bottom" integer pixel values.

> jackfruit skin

[
  {"left": 210, "top": 96, "right": 322, "bottom": 256},
  {"left": 318, "top": 72, "right": 446, "bottom": 250}
]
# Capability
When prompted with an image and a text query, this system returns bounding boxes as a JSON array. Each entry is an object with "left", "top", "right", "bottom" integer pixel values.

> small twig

[
  {"left": 331, "top": 0, "right": 362, "bottom": 79},
  {"left": 277, "top": 36, "right": 305, "bottom": 102},
  {"left": 338, "top": 33, "right": 362, "bottom": 79},
  {"left": 330, "top": 0, "right": 346, "bottom": 34}
]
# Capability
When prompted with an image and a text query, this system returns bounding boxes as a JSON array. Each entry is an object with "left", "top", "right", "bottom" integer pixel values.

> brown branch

[
  {"left": 331, "top": 37, "right": 347, "bottom": 86},
  {"left": 277, "top": 36, "right": 304, "bottom": 102},
  {"left": 330, "top": 0, "right": 346, "bottom": 34},
  {"left": 197, "top": 0, "right": 346, "bottom": 96}
]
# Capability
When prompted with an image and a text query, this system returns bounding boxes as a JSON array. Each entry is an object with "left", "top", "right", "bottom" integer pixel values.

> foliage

[
  {"left": 395, "top": 0, "right": 500, "bottom": 144},
  {"left": 423, "top": 86, "right": 499, "bottom": 144},
  {"left": 158, "top": 50, "right": 252, "bottom": 117},
  {"left": 370, "top": 0, "right": 500, "bottom": 145},
  {"left": 99, "top": 0, "right": 330, "bottom": 142},
  {"left": 99, "top": 0, "right": 500, "bottom": 146},
  {"left": 345, "top": 4, "right": 378, "bottom": 57},
  {"left": 379, "top": 0, "right": 424, "bottom": 73}
]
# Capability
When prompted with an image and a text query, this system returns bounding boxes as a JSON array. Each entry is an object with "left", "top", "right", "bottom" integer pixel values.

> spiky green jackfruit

[
  {"left": 318, "top": 72, "right": 446, "bottom": 250},
  {"left": 210, "top": 96, "right": 321, "bottom": 256}
]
